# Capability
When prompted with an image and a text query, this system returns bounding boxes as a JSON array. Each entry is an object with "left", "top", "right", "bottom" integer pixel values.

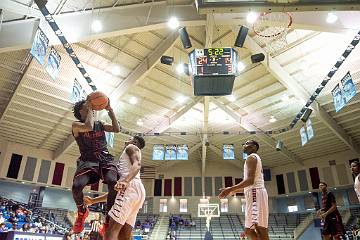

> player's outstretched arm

[{"left": 103, "top": 99, "right": 120, "bottom": 133}]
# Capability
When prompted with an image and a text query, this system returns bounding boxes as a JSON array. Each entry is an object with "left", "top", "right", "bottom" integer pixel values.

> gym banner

[
  {"left": 223, "top": 144, "right": 235, "bottom": 160},
  {"left": 45, "top": 47, "right": 61, "bottom": 80},
  {"left": 152, "top": 144, "right": 165, "bottom": 160},
  {"left": 341, "top": 71, "right": 357, "bottom": 104},
  {"left": 300, "top": 126, "right": 308, "bottom": 146},
  {"left": 331, "top": 83, "right": 345, "bottom": 112},
  {"left": 105, "top": 132, "right": 114, "bottom": 148},
  {"left": 176, "top": 144, "right": 188, "bottom": 160},
  {"left": 165, "top": 144, "right": 177, "bottom": 160},
  {"left": 306, "top": 119, "right": 314, "bottom": 141},
  {"left": 71, "top": 78, "right": 84, "bottom": 103},
  {"left": 30, "top": 28, "right": 49, "bottom": 65}
]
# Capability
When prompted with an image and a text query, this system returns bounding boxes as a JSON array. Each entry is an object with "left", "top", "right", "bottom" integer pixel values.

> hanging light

[
  {"left": 91, "top": 19, "right": 103, "bottom": 32},
  {"left": 269, "top": 116, "right": 277, "bottom": 123},
  {"left": 168, "top": 17, "right": 179, "bottom": 29},
  {"left": 137, "top": 119, "right": 144, "bottom": 126}
]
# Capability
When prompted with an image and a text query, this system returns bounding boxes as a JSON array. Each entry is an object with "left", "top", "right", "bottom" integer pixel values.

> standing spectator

[
  {"left": 0, "top": 223, "right": 7, "bottom": 232},
  {"left": 0, "top": 213, "right": 5, "bottom": 224}
]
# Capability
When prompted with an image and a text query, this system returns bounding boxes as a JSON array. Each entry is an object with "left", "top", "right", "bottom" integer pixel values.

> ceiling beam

[
  {"left": 211, "top": 97, "right": 304, "bottom": 165},
  {"left": 245, "top": 36, "right": 360, "bottom": 155},
  {"left": 53, "top": 31, "right": 179, "bottom": 160},
  {"left": 148, "top": 97, "right": 202, "bottom": 134},
  {"left": 0, "top": 1, "right": 204, "bottom": 53},
  {"left": 0, "top": 54, "right": 33, "bottom": 123},
  {"left": 0, "top": 0, "right": 42, "bottom": 18}
]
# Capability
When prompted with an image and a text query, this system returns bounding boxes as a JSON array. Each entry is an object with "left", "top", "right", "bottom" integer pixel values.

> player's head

[
  {"left": 126, "top": 136, "right": 146, "bottom": 149},
  {"left": 242, "top": 140, "right": 259, "bottom": 154},
  {"left": 319, "top": 181, "right": 327, "bottom": 192},
  {"left": 73, "top": 100, "right": 88, "bottom": 122},
  {"left": 351, "top": 161, "right": 360, "bottom": 176}
]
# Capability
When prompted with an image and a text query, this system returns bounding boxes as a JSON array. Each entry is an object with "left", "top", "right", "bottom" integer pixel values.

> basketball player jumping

[
  {"left": 84, "top": 136, "right": 146, "bottom": 240},
  {"left": 71, "top": 99, "right": 120, "bottom": 233},
  {"left": 218, "top": 140, "right": 269, "bottom": 240},
  {"left": 350, "top": 161, "right": 360, "bottom": 203}
]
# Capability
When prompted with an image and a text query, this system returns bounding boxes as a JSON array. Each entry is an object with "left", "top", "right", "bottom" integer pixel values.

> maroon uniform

[
  {"left": 73, "top": 121, "right": 117, "bottom": 184},
  {"left": 321, "top": 191, "right": 344, "bottom": 237}
]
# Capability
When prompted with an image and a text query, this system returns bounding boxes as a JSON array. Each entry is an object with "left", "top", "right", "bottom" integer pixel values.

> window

[
  {"left": 180, "top": 199, "right": 187, "bottom": 213},
  {"left": 288, "top": 205, "right": 298, "bottom": 213},
  {"left": 160, "top": 199, "right": 168, "bottom": 213},
  {"left": 199, "top": 198, "right": 209, "bottom": 204},
  {"left": 220, "top": 199, "right": 228, "bottom": 212},
  {"left": 241, "top": 199, "right": 246, "bottom": 213},
  {"left": 143, "top": 200, "right": 148, "bottom": 213}
]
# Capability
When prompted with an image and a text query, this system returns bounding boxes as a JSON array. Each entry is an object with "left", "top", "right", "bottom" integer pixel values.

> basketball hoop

[
  {"left": 253, "top": 12, "right": 293, "bottom": 54},
  {"left": 198, "top": 204, "right": 220, "bottom": 231}
]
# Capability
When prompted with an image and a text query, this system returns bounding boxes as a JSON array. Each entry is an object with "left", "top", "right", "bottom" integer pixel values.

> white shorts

[
  {"left": 108, "top": 179, "right": 146, "bottom": 227},
  {"left": 244, "top": 188, "right": 268, "bottom": 229}
]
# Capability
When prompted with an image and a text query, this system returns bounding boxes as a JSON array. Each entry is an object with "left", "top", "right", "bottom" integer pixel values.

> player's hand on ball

[
  {"left": 84, "top": 196, "right": 94, "bottom": 206},
  {"left": 218, "top": 187, "right": 232, "bottom": 199},
  {"left": 115, "top": 181, "right": 129, "bottom": 192},
  {"left": 105, "top": 98, "right": 112, "bottom": 111}
]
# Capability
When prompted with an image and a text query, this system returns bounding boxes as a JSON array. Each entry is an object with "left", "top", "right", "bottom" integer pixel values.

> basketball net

[{"left": 253, "top": 12, "right": 292, "bottom": 55}]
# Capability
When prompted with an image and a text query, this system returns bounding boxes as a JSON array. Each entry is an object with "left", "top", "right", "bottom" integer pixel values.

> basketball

[{"left": 87, "top": 91, "right": 109, "bottom": 111}]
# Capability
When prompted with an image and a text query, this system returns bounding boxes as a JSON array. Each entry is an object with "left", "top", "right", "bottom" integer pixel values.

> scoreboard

[{"left": 189, "top": 48, "right": 238, "bottom": 76}]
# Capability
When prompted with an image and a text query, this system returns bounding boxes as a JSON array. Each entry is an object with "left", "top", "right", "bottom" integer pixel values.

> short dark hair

[
  {"left": 351, "top": 161, "right": 360, "bottom": 167},
  {"left": 248, "top": 140, "right": 259, "bottom": 151},
  {"left": 319, "top": 181, "right": 327, "bottom": 187},
  {"left": 73, "top": 100, "right": 86, "bottom": 121},
  {"left": 134, "top": 136, "right": 145, "bottom": 149}
]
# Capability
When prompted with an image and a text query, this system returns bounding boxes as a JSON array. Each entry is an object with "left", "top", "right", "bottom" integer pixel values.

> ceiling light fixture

[
  {"left": 237, "top": 61, "right": 245, "bottom": 72},
  {"left": 281, "top": 94, "right": 290, "bottom": 102},
  {"left": 91, "top": 19, "right": 103, "bottom": 32},
  {"left": 176, "top": 63, "right": 185, "bottom": 74},
  {"left": 168, "top": 17, "right": 179, "bottom": 29},
  {"left": 269, "top": 116, "right": 277, "bottom": 123},
  {"left": 326, "top": 13, "right": 338, "bottom": 24},
  {"left": 246, "top": 12, "right": 258, "bottom": 24},
  {"left": 137, "top": 119, "right": 144, "bottom": 126},
  {"left": 227, "top": 95, "right": 236, "bottom": 102},
  {"left": 129, "top": 96, "right": 137, "bottom": 105},
  {"left": 111, "top": 65, "right": 121, "bottom": 76},
  {"left": 176, "top": 95, "right": 187, "bottom": 103}
]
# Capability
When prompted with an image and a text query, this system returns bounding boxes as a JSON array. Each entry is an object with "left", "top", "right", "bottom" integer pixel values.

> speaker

[
  {"left": 178, "top": 27, "right": 192, "bottom": 49},
  {"left": 234, "top": 26, "right": 249, "bottom": 48},
  {"left": 276, "top": 140, "right": 284, "bottom": 151},
  {"left": 160, "top": 55, "right": 174, "bottom": 65},
  {"left": 193, "top": 75, "right": 235, "bottom": 96},
  {"left": 301, "top": 108, "right": 313, "bottom": 122},
  {"left": 251, "top": 53, "right": 265, "bottom": 63}
]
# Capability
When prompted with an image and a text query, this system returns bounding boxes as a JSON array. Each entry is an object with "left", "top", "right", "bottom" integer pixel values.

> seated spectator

[
  {"left": 22, "top": 223, "right": 31, "bottom": 232},
  {"left": 9, "top": 223, "right": 17, "bottom": 231},
  {"left": 8, "top": 213, "right": 17, "bottom": 224},
  {"left": 0, "top": 223, "right": 8, "bottom": 232},
  {"left": 0, "top": 213, "right": 5, "bottom": 224}
]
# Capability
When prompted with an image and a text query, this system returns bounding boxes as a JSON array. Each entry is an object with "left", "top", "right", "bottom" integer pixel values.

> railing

[{"left": 293, "top": 213, "right": 315, "bottom": 240}]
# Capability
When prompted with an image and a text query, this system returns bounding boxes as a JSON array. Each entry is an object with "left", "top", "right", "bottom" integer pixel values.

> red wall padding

[
  {"left": 224, "top": 176, "right": 233, "bottom": 188},
  {"left": 52, "top": 162, "right": 64, "bottom": 185},
  {"left": 7, "top": 154, "right": 23, "bottom": 179},
  {"left": 174, "top": 177, "right": 182, "bottom": 196},
  {"left": 154, "top": 179, "right": 162, "bottom": 196},
  {"left": 309, "top": 167, "right": 320, "bottom": 189},
  {"left": 164, "top": 179, "right": 172, "bottom": 196}
]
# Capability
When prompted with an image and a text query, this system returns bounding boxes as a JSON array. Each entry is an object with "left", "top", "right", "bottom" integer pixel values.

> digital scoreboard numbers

[{"left": 190, "top": 48, "right": 238, "bottom": 76}]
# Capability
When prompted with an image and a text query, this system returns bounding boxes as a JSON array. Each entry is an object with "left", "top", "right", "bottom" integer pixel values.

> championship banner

[
  {"left": 341, "top": 71, "right": 357, "bottom": 103},
  {"left": 223, "top": 144, "right": 235, "bottom": 160},
  {"left": 152, "top": 144, "right": 165, "bottom": 160},
  {"left": 306, "top": 119, "right": 314, "bottom": 141},
  {"left": 45, "top": 47, "right": 61, "bottom": 80},
  {"left": 30, "top": 28, "right": 49, "bottom": 65},
  {"left": 71, "top": 79, "right": 84, "bottom": 103},
  {"left": 176, "top": 144, "right": 188, "bottom": 160},
  {"left": 105, "top": 132, "right": 114, "bottom": 148},
  {"left": 300, "top": 126, "right": 308, "bottom": 146},
  {"left": 331, "top": 83, "right": 345, "bottom": 112},
  {"left": 165, "top": 144, "right": 177, "bottom": 160}
]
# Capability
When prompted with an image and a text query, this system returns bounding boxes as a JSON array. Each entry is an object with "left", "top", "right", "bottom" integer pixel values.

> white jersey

[
  {"left": 243, "top": 153, "right": 265, "bottom": 192},
  {"left": 117, "top": 144, "right": 141, "bottom": 181},
  {"left": 354, "top": 174, "right": 360, "bottom": 203}
]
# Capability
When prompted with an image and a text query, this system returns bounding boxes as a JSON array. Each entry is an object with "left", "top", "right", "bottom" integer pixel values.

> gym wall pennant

[
  {"left": 45, "top": 47, "right": 61, "bottom": 80},
  {"left": 30, "top": 28, "right": 49, "bottom": 66}
]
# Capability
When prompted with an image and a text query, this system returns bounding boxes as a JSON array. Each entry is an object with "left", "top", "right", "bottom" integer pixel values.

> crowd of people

[
  {"left": 167, "top": 215, "right": 196, "bottom": 239},
  {"left": 0, "top": 196, "right": 66, "bottom": 234}
]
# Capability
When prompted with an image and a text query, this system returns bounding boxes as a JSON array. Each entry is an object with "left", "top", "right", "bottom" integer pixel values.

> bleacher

[
  {"left": 132, "top": 213, "right": 159, "bottom": 237},
  {"left": 168, "top": 212, "right": 310, "bottom": 240}
]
